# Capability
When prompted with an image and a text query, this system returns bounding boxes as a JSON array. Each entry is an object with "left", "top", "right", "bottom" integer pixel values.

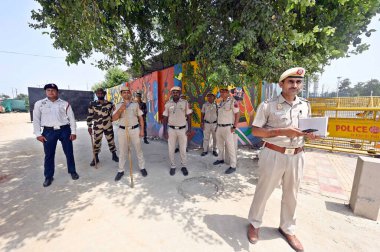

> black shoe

[
  {"left": 213, "top": 160, "right": 224, "bottom": 165},
  {"left": 170, "top": 168, "right": 176, "bottom": 176},
  {"left": 140, "top": 169, "right": 148, "bottom": 177},
  {"left": 201, "top": 152, "right": 208, "bottom": 156},
  {"left": 212, "top": 150, "right": 218, "bottom": 157},
  {"left": 144, "top": 139, "right": 150, "bottom": 144},
  {"left": 181, "top": 167, "right": 189, "bottom": 176},
  {"left": 175, "top": 148, "right": 179, "bottom": 153},
  {"left": 225, "top": 167, "right": 236, "bottom": 174},
  {"left": 90, "top": 154, "right": 99, "bottom": 166},
  {"left": 112, "top": 152, "right": 119, "bottom": 162},
  {"left": 186, "top": 148, "right": 189, "bottom": 152},
  {"left": 115, "top": 171, "right": 124, "bottom": 181},
  {"left": 70, "top": 172, "right": 79, "bottom": 180},
  {"left": 43, "top": 177, "right": 54, "bottom": 187}
]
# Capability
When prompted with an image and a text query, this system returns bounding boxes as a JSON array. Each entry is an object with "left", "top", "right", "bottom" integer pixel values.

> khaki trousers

[
  {"left": 168, "top": 128, "right": 187, "bottom": 168},
  {"left": 216, "top": 126, "right": 237, "bottom": 168},
  {"left": 248, "top": 147, "right": 304, "bottom": 235},
  {"left": 117, "top": 127, "right": 145, "bottom": 172},
  {"left": 202, "top": 123, "right": 217, "bottom": 152},
  {"left": 223, "top": 132, "right": 237, "bottom": 165}
]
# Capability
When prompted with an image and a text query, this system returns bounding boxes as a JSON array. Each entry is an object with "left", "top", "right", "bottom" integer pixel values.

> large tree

[
  {"left": 30, "top": 0, "right": 380, "bottom": 83},
  {"left": 91, "top": 67, "right": 131, "bottom": 90}
]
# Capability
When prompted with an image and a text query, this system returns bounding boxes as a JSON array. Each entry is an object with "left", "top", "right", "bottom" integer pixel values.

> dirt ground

[{"left": 0, "top": 112, "right": 379, "bottom": 252}]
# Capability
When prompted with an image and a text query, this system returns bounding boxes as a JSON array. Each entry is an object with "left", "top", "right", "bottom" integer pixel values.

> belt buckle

[
  {"left": 175, "top": 126, "right": 179, "bottom": 129},
  {"left": 284, "top": 148, "right": 296, "bottom": 155},
  {"left": 127, "top": 126, "right": 132, "bottom": 129},
  {"left": 53, "top": 126, "right": 60, "bottom": 130}
]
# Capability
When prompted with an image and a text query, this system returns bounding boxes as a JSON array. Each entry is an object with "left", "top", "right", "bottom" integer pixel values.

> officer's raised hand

[{"left": 37, "top": 136, "right": 47, "bottom": 143}]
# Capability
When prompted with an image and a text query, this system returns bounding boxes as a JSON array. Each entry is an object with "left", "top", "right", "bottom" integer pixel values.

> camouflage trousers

[{"left": 93, "top": 122, "right": 116, "bottom": 154}]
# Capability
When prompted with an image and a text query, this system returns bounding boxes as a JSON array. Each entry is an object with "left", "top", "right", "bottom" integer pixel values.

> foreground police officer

[
  {"left": 213, "top": 86, "right": 240, "bottom": 174},
  {"left": 201, "top": 92, "right": 218, "bottom": 157},
  {"left": 247, "top": 67, "right": 317, "bottom": 252},
  {"left": 87, "top": 88, "right": 119, "bottom": 166},
  {"left": 33, "top": 83, "right": 79, "bottom": 187},
  {"left": 136, "top": 91, "right": 149, "bottom": 144},
  {"left": 163, "top": 86, "right": 192, "bottom": 176},
  {"left": 112, "top": 86, "right": 148, "bottom": 181}
]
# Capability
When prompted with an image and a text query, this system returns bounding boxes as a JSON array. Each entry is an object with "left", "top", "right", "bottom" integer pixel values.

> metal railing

[{"left": 306, "top": 97, "right": 380, "bottom": 155}]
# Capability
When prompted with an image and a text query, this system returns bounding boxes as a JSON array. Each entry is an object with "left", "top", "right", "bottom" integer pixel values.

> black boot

[
  {"left": 112, "top": 151, "right": 119, "bottom": 162},
  {"left": 144, "top": 138, "right": 150, "bottom": 144},
  {"left": 90, "top": 154, "right": 99, "bottom": 166}
]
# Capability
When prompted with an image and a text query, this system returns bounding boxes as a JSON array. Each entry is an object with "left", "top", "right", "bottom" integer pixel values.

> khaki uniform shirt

[
  {"left": 217, "top": 97, "right": 239, "bottom": 124},
  {"left": 201, "top": 102, "right": 217, "bottom": 123},
  {"left": 114, "top": 101, "right": 143, "bottom": 127},
  {"left": 163, "top": 99, "right": 192, "bottom": 126},
  {"left": 252, "top": 94, "right": 310, "bottom": 148}
]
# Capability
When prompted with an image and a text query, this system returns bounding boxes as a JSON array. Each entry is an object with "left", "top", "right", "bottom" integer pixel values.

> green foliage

[
  {"left": 91, "top": 67, "right": 130, "bottom": 90},
  {"left": 30, "top": 1, "right": 380, "bottom": 82},
  {"left": 324, "top": 78, "right": 380, "bottom": 97},
  {"left": 0, "top": 93, "right": 10, "bottom": 99}
]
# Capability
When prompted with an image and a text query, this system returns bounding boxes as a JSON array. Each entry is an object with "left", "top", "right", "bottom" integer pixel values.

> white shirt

[{"left": 33, "top": 98, "right": 77, "bottom": 137}]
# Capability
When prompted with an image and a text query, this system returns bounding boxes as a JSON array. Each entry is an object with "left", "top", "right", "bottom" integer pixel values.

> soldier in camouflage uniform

[{"left": 87, "top": 88, "right": 119, "bottom": 166}]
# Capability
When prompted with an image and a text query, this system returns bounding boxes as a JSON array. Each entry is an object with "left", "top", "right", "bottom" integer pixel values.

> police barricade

[{"left": 306, "top": 97, "right": 380, "bottom": 156}]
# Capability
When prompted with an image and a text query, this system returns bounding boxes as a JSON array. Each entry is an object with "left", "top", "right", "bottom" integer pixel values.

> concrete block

[{"left": 350, "top": 156, "right": 380, "bottom": 221}]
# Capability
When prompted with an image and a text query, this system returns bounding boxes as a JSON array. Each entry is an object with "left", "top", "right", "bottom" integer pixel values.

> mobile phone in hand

[{"left": 302, "top": 129, "right": 318, "bottom": 133}]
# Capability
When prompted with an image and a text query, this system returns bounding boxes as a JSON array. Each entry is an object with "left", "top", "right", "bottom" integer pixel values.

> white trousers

[
  {"left": 248, "top": 147, "right": 304, "bottom": 235},
  {"left": 117, "top": 127, "right": 145, "bottom": 172},
  {"left": 168, "top": 128, "right": 187, "bottom": 168},
  {"left": 202, "top": 123, "right": 217, "bottom": 152},
  {"left": 216, "top": 126, "right": 237, "bottom": 168}
]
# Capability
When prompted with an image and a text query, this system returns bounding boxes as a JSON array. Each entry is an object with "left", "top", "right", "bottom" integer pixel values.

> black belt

[
  {"left": 204, "top": 120, "right": 217, "bottom": 124},
  {"left": 169, "top": 125, "right": 186, "bottom": 130},
  {"left": 119, "top": 124, "right": 139, "bottom": 130},
  {"left": 217, "top": 124, "right": 233, "bottom": 127},
  {"left": 43, "top": 124, "right": 70, "bottom": 130}
]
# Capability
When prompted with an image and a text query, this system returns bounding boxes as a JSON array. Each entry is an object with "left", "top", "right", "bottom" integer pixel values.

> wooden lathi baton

[{"left": 126, "top": 124, "right": 134, "bottom": 188}]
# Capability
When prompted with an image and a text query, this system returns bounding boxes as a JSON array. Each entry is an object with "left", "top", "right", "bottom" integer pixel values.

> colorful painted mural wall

[{"left": 106, "top": 63, "right": 262, "bottom": 146}]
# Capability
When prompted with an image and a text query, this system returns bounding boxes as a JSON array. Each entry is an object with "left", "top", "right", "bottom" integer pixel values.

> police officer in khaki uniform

[
  {"left": 247, "top": 67, "right": 317, "bottom": 252},
  {"left": 201, "top": 92, "right": 218, "bottom": 157},
  {"left": 213, "top": 86, "right": 240, "bottom": 174},
  {"left": 163, "top": 86, "right": 192, "bottom": 176},
  {"left": 112, "top": 86, "right": 148, "bottom": 181}
]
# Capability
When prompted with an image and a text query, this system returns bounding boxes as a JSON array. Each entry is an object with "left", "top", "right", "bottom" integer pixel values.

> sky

[{"left": 0, "top": 1, "right": 379, "bottom": 97}]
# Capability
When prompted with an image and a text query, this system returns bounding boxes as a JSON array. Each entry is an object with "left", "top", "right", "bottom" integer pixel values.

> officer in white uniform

[
  {"left": 112, "top": 86, "right": 148, "bottom": 181},
  {"left": 163, "top": 86, "right": 192, "bottom": 176},
  {"left": 33, "top": 83, "right": 79, "bottom": 187},
  {"left": 247, "top": 67, "right": 317, "bottom": 252},
  {"left": 213, "top": 86, "right": 240, "bottom": 174},
  {"left": 201, "top": 92, "right": 218, "bottom": 157}
]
